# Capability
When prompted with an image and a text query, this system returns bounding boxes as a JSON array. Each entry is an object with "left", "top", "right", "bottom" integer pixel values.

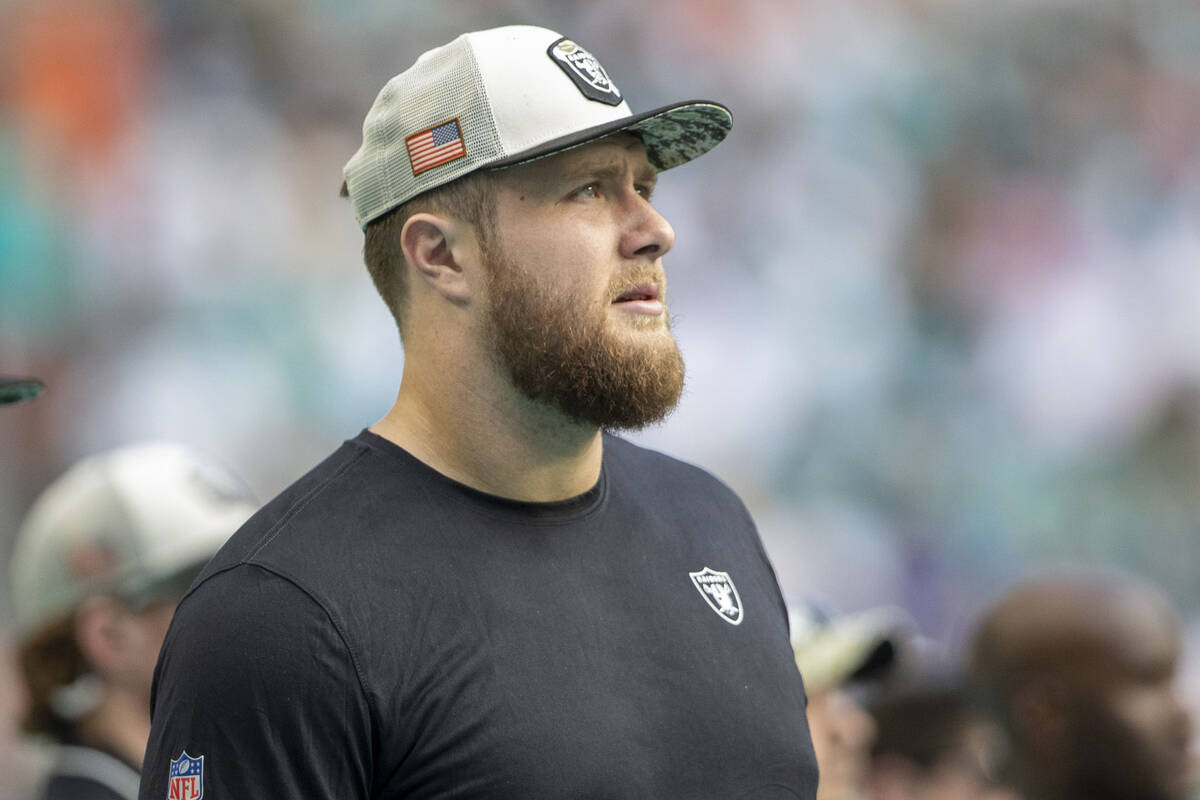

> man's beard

[{"left": 482, "top": 246, "right": 685, "bottom": 431}]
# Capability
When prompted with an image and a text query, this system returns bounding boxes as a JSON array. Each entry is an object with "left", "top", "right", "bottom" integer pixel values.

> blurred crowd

[
  {"left": 792, "top": 568, "right": 1197, "bottom": 800},
  {"left": 2, "top": 0, "right": 1200, "bottom": 797}
]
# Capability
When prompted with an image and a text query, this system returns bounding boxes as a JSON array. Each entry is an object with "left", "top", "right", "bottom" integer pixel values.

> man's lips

[
  {"left": 611, "top": 283, "right": 664, "bottom": 316},
  {"left": 612, "top": 283, "right": 660, "bottom": 303}
]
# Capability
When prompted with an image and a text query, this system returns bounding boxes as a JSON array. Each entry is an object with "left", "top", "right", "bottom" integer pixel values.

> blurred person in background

[
  {"left": 867, "top": 668, "right": 1019, "bottom": 800},
  {"left": 791, "top": 603, "right": 912, "bottom": 800},
  {"left": 968, "top": 568, "right": 1198, "bottom": 800},
  {"left": 9, "top": 443, "right": 255, "bottom": 800},
  {"left": 1, "top": 374, "right": 47, "bottom": 800}
]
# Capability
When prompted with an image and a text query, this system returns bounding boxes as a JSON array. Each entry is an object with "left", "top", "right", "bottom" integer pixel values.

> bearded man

[{"left": 139, "top": 25, "right": 816, "bottom": 800}]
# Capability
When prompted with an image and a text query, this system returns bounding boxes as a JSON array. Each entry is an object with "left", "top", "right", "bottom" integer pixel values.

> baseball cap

[
  {"left": 0, "top": 376, "right": 44, "bottom": 405},
  {"left": 10, "top": 442, "right": 258, "bottom": 638},
  {"left": 343, "top": 25, "right": 733, "bottom": 228},
  {"left": 789, "top": 603, "right": 914, "bottom": 694}
]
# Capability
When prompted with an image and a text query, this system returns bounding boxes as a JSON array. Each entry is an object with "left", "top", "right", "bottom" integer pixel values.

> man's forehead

[{"left": 496, "top": 134, "right": 657, "bottom": 186}]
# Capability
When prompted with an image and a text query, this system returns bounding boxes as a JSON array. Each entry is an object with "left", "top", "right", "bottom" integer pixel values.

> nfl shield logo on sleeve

[{"left": 167, "top": 752, "right": 204, "bottom": 800}]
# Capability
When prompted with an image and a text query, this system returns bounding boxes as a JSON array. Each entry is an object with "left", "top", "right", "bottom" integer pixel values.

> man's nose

[{"left": 619, "top": 195, "right": 675, "bottom": 260}]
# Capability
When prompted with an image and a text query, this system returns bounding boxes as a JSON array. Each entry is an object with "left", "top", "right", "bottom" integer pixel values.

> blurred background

[{"left": 2, "top": 0, "right": 1199, "bottom": 792}]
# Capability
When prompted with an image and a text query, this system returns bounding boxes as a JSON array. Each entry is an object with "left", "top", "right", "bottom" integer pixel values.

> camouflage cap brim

[{"left": 0, "top": 377, "right": 45, "bottom": 406}]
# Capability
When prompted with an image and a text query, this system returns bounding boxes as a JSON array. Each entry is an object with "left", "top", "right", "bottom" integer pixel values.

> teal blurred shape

[{"left": 0, "top": 376, "right": 44, "bottom": 405}]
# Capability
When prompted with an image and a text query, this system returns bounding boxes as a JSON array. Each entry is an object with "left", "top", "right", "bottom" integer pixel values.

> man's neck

[
  {"left": 371, "top": 367, "right": 604, "bottom": 503},
  {"left": 74, "top": 690, "right": 150, "bottom": 770}
]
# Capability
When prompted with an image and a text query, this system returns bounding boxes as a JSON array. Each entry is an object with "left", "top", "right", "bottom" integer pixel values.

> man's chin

[
  {"left": 484, "top": 264, "right": 685, "bottom": 430},
  {"left": 604, "top": 318, "right": 676, "bottom": 352}
]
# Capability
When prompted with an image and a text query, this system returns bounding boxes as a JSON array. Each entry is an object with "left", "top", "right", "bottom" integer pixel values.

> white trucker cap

[
  {"left": 790, "top": 604, "right": 915, "bottom": 694},
  {"left": 10, "top": 442, "right": 257, "bottom": 638},
  {"left": 343, "top": 25, "right": 733, "bottom": 228}
]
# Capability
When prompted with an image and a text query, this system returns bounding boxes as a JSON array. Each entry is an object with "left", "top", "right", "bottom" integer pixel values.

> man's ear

[{"left": 401, "top": 212, "right": 473, "bottom": 306}]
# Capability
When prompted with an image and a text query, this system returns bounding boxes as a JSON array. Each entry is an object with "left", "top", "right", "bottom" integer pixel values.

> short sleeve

[{"left": 138, "top": 565, "right": 373, "bottom": 800}]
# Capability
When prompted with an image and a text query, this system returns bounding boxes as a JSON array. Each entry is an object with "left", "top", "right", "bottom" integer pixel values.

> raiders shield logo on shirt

[
  {"left": 547, "top": 37, "right": 623, "bottom": 106},
  {"left": 690, "top": 567, "right": 744, "bottom": 625}
]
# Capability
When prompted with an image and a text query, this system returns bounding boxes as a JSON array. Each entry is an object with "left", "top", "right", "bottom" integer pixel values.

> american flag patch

[{"left": 406, "top": 119, "right": 466, "bottom": 176}]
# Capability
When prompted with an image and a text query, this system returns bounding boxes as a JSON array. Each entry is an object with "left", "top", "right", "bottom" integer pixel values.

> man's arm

[{"left": 139, "top": 565, "right": 373, "bottom": 799}]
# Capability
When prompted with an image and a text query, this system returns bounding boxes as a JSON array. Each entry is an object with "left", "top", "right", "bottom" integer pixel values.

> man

[
  {"left": 867, "top": 670, "right": 1018, "bottom": 800},
  {"left": 1, "top": 372, "right": 46, "bottom": 799},
  {"left": 139, "top": 25, "right": 816, "bottom": 800},
  {"left": 968, "top": 568, "right": 1198, "bottom": 800},
  {"left": 10, "top": 442, "right": 256, "bottom": 800},
  {"left": 790, "top": 603, "right": 911, "bottom": 800}
]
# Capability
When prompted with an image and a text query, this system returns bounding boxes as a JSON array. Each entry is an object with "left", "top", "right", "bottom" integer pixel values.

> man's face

[
  {"left": 118, "top": 596, "right": 180, "bottom": 707},
  {"left": 1067, "top": 596, "right": 1197, "bottom": 800},
  {"left": 477, "top": 134, "right": 685, "bottom": 430},
  {"left": 807, "top": 687, "right": 876, "bottom": 800}
]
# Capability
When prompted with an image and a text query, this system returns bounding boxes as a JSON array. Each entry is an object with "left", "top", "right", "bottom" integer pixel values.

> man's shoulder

[
  {"left": 603, "top": 433, "right": 738, "bottom": 497},
  {"left": 194, "top": 431, "right": 442, "bottom": 589},
  {"left": 601, "top": 434, "right": 758, "bottom": 533}
]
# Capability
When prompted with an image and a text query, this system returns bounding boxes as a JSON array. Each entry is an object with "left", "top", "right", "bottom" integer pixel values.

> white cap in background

[{"left": 10, "top": 442, "right": 257, "bottom": 639}]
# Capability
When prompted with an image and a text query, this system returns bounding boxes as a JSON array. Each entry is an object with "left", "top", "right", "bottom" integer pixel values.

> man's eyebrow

[
  {"left": 561, "top": 161, "right": 659, "bottom": 187},
  {"left": 636, "top": 164, "right": 659, "bottom": 188}
]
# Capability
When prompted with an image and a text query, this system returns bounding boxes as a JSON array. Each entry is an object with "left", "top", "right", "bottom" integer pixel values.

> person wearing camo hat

[
  {"left": 140, "top": 24, "right": 816, "bottom": 800},
  {"left": 10, "top": 443, "right": 256, "bottom": 800}
]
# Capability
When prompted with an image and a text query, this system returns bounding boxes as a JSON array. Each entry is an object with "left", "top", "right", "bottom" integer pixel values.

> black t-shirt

[
  {"left": 42, "top": 745, "right": 140, "bottom": 800},
  {"left": 140, "top": 432, "right": 816, "bottom": 799}
]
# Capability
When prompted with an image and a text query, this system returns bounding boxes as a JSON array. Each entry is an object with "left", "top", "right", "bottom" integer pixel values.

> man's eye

[
  {"left": 635, "top": 184, "right": 653, "bottom": 199},
  {"left": 577, "top": 183, "right": 600, "bottom": 198}
]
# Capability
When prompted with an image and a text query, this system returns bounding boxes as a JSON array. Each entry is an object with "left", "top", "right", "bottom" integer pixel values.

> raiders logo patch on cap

[{"left": 547, "top": 37, "right": 622, "bottom": 106}]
